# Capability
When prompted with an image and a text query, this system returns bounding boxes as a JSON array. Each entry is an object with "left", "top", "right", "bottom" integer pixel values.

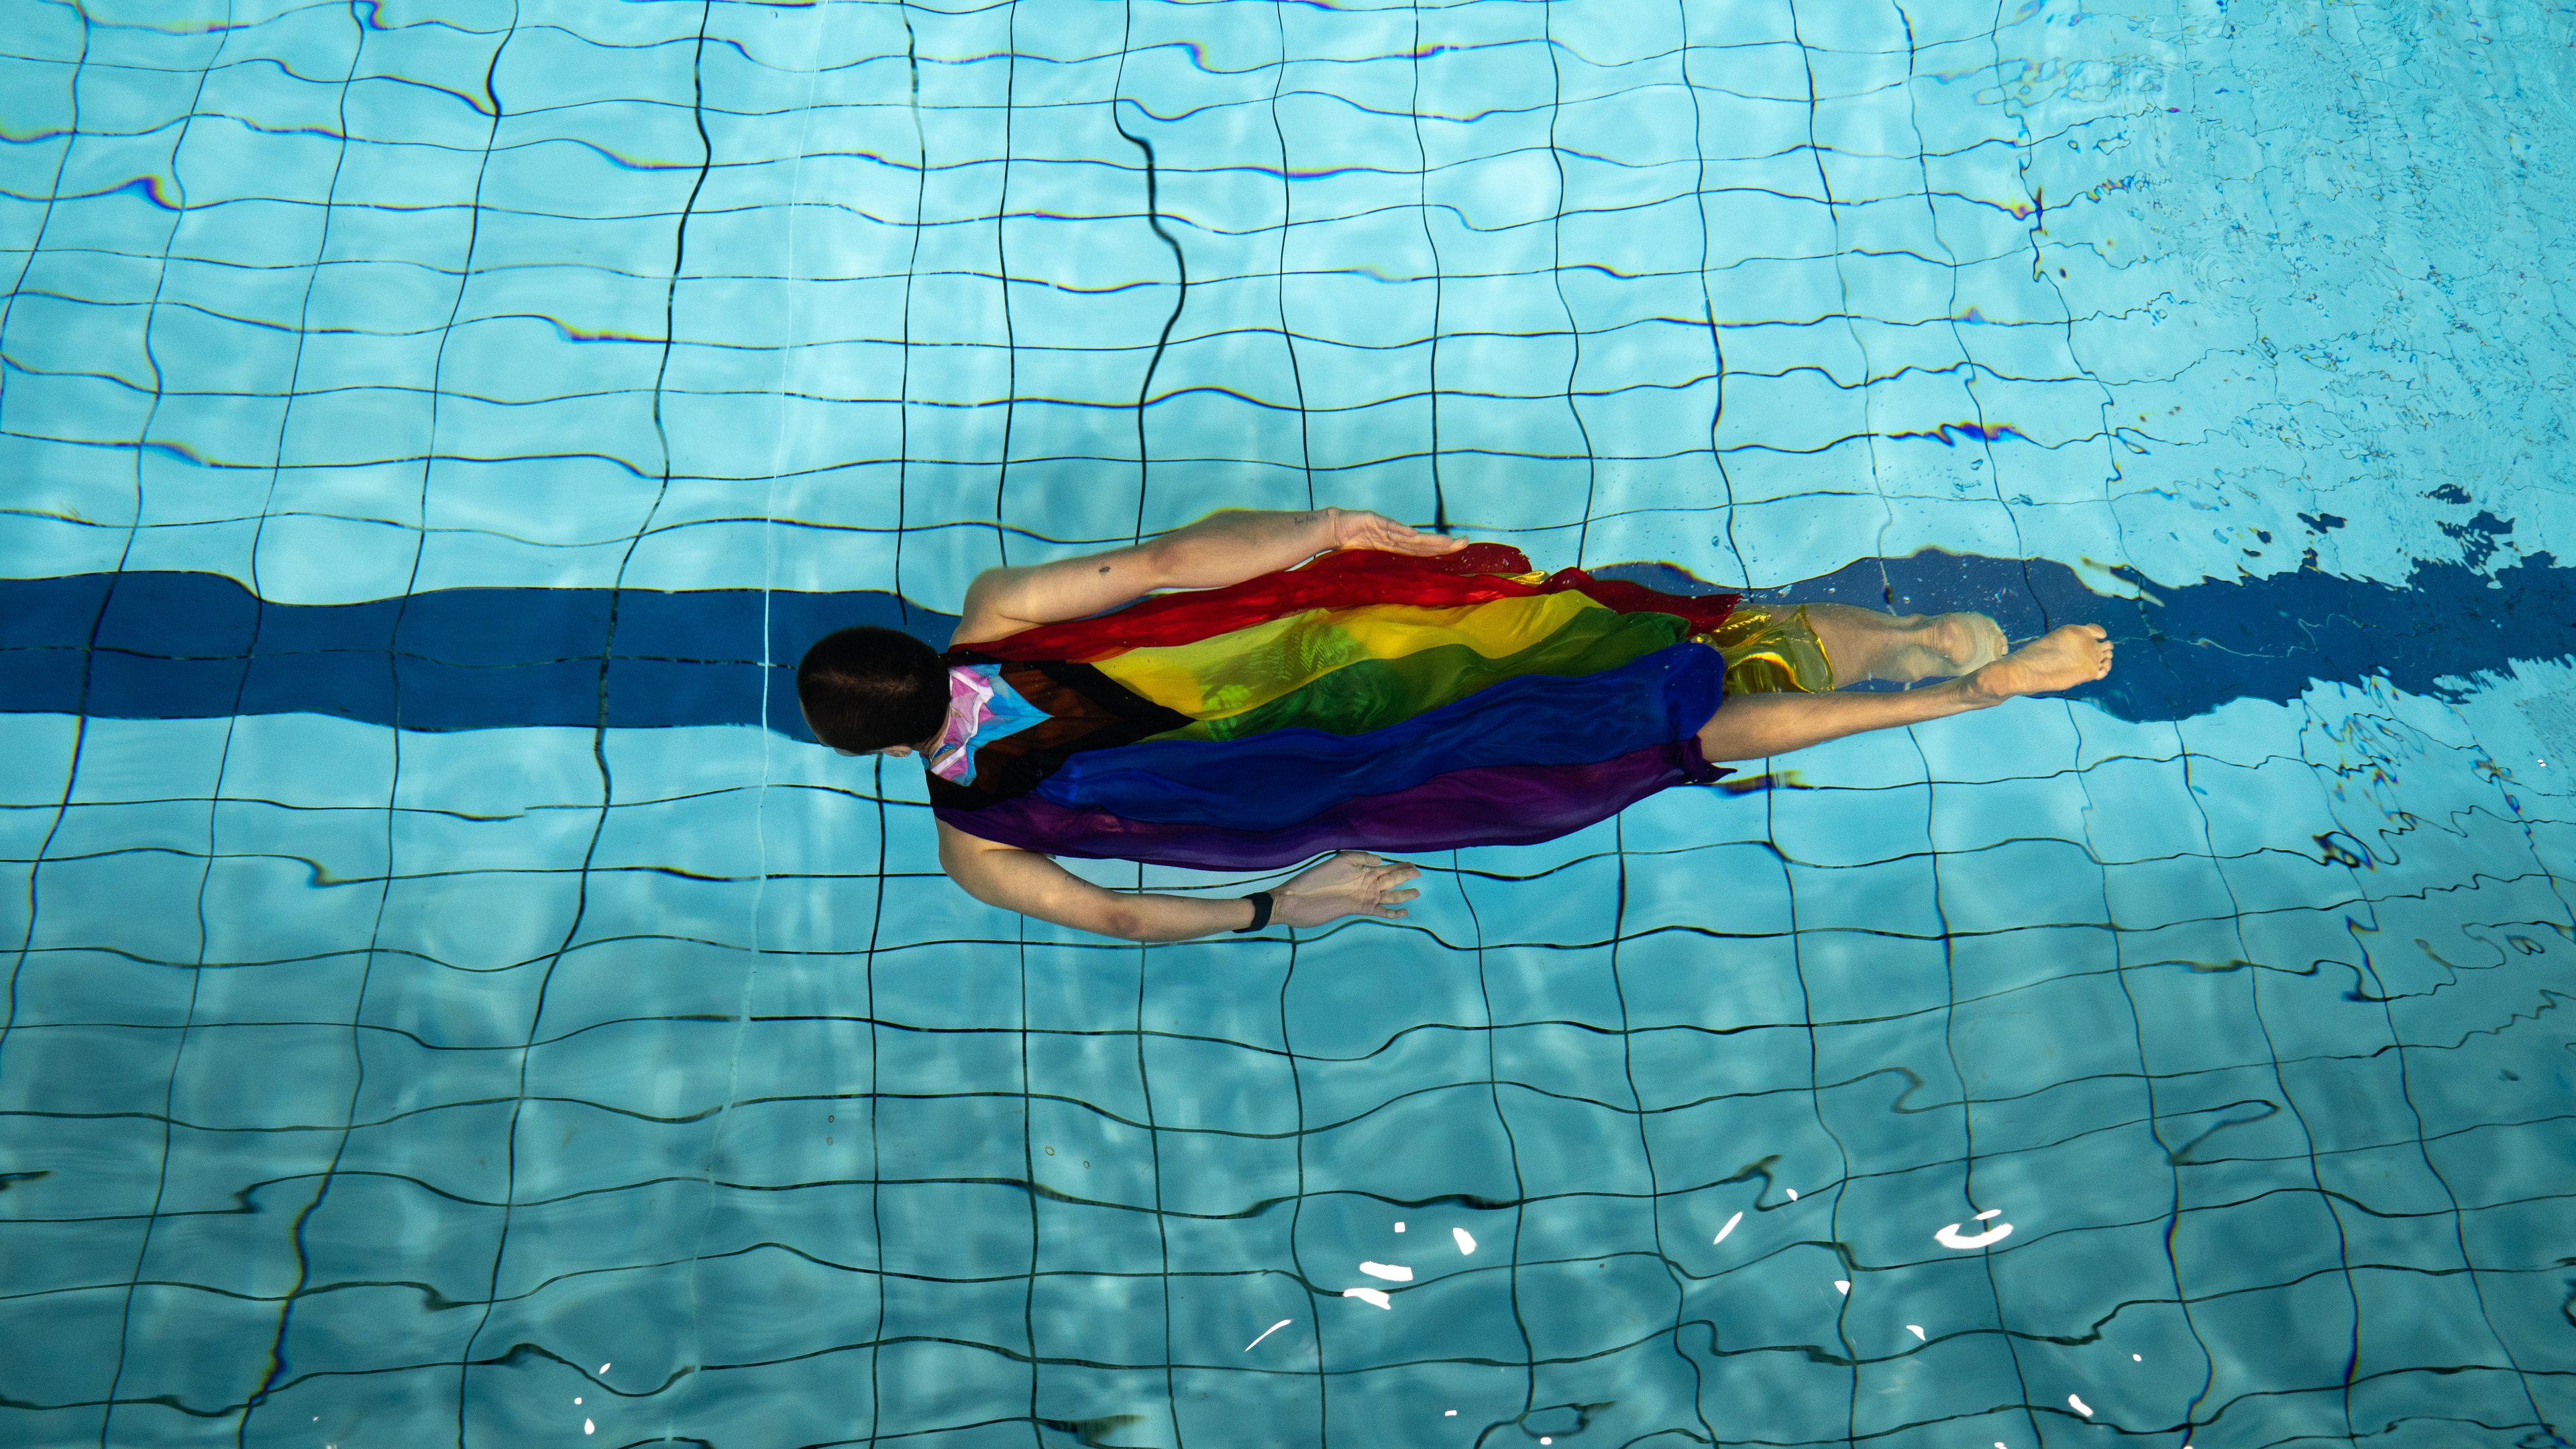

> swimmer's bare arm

[
  {"left": 951, "top": 507, "right": 1464, "bottom": 646},
  {"left": 938, "top": 822, "right": 1423, "bottom": 941}
]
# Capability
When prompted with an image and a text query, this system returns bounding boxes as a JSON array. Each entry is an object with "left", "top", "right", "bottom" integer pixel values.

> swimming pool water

[{"left": 3, "top": 1, "right": 2572, "bottom": 1446}]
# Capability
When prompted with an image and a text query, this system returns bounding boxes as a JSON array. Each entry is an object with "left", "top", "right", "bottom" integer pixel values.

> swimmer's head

[{"left": 797, "top": 626, "right": 947, "bottom": 756}]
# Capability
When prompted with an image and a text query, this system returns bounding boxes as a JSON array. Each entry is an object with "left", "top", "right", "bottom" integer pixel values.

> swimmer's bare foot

[
  {"left": 1883, "top": 611, "right": 2008, "bottom": 682},
  {"left": 1962, "top": 624, "right": 2113, "bottom": 704}
]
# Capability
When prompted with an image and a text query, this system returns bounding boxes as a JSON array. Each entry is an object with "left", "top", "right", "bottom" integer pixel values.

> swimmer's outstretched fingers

[
  {"left": 1965, "top": 623, "right": 2114, "bottom": 703},
  {"left": 1274, "top": 850, "right": 1424, "bottom": 926}
]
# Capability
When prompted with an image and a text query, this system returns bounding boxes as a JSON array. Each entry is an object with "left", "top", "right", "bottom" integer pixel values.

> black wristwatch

[{"left": 1234, "top": 892, "right": 1275, "bottom": 932}]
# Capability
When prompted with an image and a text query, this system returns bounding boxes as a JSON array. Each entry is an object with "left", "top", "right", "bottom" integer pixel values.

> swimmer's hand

[
  {"left": 1273, "top": 851, "right": 1423, "bottom": 927},
  {"left": 1330, "top": 508, "right": 1469, "bottom": 557}
]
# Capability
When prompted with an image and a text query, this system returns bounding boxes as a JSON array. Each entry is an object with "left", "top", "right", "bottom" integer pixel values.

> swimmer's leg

[
  {"left": 1800, "top": 603, "right": 2008, "bottom": 684},
  {"left": 1696, "top": 624, "right": 2112, "bottom": 761}
]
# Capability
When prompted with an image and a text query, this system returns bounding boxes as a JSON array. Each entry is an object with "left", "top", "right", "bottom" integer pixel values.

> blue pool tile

[
  {"left": 1935, "top": 837, "right": 2108, "bottom": 934},
  {"left": 163, "top": 1022, "right": 356, "bottom": 1132},
  {"left": 867, "top": 1091, "right": 1042, "bottom": 1186},
  {"left": 277, "top": 1282, "right": 490, "bottom": 1396},
  {"left": 1801, "top": 928, "right": 1953, "bottom": 1025},
  {"left": 1148, "top": 1127, "right": 1301, "bottom": 1220},
  {"left": 1618, "top": 843, "right": 1796, "bottom": 943},
  {"left": 0, "top": 1110, "right": 176, "bottom": 1223},
  {"left": 1476, "top": 937, "right": 1627, "bottom": 1030},
  {"left": 1783, "top": 854, "right": 1945, "bottom": 937},
  {"left": 9, "top": 949, "right": 196, "bottom": 1030},
  {"left": 1297, "top": 1044, "right": 1493, "bottom": 1162},
  {"left": 1030, "top": 1191, "right": 1167, "bottom": 1281},
  {"left": 0, "top": 1216, "right": 143, "bottom": 1305},
  {"left": 2101, "top": 853, "right": 2233, "bottom": 931},
  {"left": 106, "top": 1281, "right": 282, "bottom": 1415},
  {"left": 0, "top": 1287, "right": 130, "bottom": 1412},
  {"left": 1929, "top": 771, "right": 2095, "bottom": 854},
  {"left": 1138, "top": 1031, "right": 1294, "bottom": 1134},
  {"left": 1772, "top": 779, "right": 1930, "bottom": 868},
  {"left": 1481, "top": 1016, "right": 1628, "bottom": 1114},
  {"left": 1948, "top": 966, "right": 2147, "bottom": 1105},
  {"left": 483, "top": 1176, "right": 710, "bottom": 1303},
  {"left": 329, "top": 1099, "right": 519, "bottom": 1208},
  {"left": 2318, "top": 1143, "right": 2471, "bottom": 1231},
  {"left": 1, "top": 1020, "right": 180, "bottom": 1118},
  {"left": 1299, "top": 1089, "right": 1525, "bottom": 1210}
]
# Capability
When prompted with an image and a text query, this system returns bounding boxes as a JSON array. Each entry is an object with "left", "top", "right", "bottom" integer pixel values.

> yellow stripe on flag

[{"left": 1095, "top": 590, "right": 1614, "bottom": 720}]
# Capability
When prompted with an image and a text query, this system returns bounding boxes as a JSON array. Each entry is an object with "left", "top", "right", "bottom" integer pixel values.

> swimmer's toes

[{"left": 1974, "top": 625, "right": 2112, "bottom": 699}]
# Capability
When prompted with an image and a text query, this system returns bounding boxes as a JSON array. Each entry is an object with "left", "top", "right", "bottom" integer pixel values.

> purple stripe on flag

[{"left": 938, "top": 740, "right": 1723, "bottom": 871}]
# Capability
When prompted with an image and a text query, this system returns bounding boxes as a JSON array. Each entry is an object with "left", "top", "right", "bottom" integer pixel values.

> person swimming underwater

[{"left": 799, "top": 507, "right": 2112, "bottom": 941}]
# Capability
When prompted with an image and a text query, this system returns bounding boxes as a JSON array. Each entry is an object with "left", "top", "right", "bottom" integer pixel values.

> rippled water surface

[{"left": 3, "top": 1, "right": 2573, "bottom": 1445}]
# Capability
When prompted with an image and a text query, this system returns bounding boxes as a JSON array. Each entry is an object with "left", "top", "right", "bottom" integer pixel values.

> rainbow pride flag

[{"left": 929, "top": 545, "right": 1739, "bottom": 870}]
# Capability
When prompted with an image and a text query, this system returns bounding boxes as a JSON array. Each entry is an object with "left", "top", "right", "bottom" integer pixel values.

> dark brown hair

[{"left": 796, "top": 626, "right": 947, "bottom": 753}]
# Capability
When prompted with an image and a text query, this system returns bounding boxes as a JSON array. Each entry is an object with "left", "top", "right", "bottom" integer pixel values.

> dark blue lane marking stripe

[
  {"left": 1, "top": 551, "right": 2567, "bottom": 737},
  {"left": 0, "top": 574, "right": 953, "bottom": 737}
]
